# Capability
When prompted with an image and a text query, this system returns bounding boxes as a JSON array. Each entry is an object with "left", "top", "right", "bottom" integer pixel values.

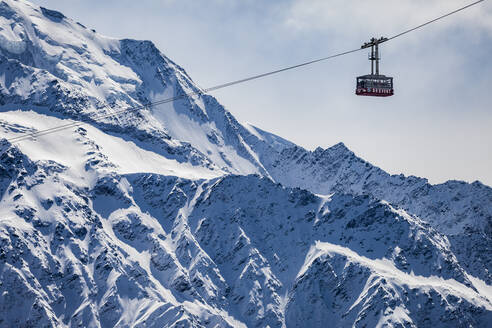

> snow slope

[
  {"left": 0, "top": 109, "right": 220, "bottom": 180},
  {"left": 0, "top": 0, "right": 491, "bottom": 327}
]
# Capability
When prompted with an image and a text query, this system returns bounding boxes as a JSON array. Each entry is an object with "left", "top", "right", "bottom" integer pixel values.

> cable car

[{"left": 356, "top": 37, "right": 394, "bottom": 97}]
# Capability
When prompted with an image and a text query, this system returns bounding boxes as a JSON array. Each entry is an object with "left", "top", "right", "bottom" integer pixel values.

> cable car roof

[{"left": 357, "top": 74, "right": 393, "bottom": 79}]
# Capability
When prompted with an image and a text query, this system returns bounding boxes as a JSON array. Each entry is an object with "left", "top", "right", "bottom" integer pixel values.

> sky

[{"left": 31, "top": 0, "right": 492, "bottom": 186}]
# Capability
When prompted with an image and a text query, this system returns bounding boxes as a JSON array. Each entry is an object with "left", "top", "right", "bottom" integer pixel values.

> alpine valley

[{"left": 0, "top": 1, "right": 491, "bottom": 327}]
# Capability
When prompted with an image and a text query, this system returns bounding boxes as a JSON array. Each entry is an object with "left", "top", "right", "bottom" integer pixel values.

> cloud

[{"left": 283, "top": 0, "right": 492, "bottom": 38}]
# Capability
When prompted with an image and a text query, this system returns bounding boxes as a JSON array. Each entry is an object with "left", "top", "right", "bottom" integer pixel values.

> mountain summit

[{"left": 0, "top": 1, "right": 491, "bottom": 327}]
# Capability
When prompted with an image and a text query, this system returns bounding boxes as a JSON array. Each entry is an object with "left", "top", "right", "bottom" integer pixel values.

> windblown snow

[{"left": 0, "top": 0, "right": 491, "bottom": 327}]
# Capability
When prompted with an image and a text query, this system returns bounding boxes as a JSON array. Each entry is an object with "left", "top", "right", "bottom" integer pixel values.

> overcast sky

[{"left": 31, "top": 0, "right": 492, "bottom": 186}]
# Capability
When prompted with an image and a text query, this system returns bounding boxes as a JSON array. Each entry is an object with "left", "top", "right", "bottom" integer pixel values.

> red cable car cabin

[
  {"left": 356, "top": 37, "right": 394, "bottom": 97},
  {"left": 356, "top": 75, "right": 393, "bottom": 97}
]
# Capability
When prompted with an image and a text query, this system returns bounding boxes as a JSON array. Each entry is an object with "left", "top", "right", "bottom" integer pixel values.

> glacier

[{"left": 0, "top": 0, "right": 491, "bottom": 327}]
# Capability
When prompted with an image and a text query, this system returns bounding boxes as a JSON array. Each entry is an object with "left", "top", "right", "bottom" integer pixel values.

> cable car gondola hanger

[{"left": 356, "top": 37, "right": 394, "bottom": 97}]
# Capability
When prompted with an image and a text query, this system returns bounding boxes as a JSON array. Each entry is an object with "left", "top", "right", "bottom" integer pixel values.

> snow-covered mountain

[
  {"left": 263, "top": 143, "right": 492, "bottom": 285},
  {"left": 0, "top": 1, "right": 491, "bottom": 327}
]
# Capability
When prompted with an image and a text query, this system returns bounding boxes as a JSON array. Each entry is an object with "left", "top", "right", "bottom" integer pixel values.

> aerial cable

[
  {"left": 384, "top": 0, "right": 486, "bottom": 43},
  {"left": 3, "top": 93, "right": 193, "bottom": 143},
  {"left": 0, "top": 0, "right": 486, "bottom": 146},
  {"left": 3, "top": 48, "right": 364, "bottom": 145},
  {"left": 203, "top": 48, "right": 363, "bottom": 93}
]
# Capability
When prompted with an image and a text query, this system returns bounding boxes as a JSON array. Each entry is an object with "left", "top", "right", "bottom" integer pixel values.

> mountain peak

[
  {"left": 0, "top": 0, "right": 278, "bottom": 175},
  {"left": 40, "top": 6, "right": 65, "bottom": 21},
  {"left": 313, "top": 141, "right": 353, "bottom": 156},
  {"left": 331, "top": 141, "right": 348, "bottom": 149}
]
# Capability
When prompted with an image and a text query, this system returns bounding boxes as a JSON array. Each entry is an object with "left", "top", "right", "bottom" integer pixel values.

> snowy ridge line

[{"left": 301, "top": 241, "right": 492, "bottom": 308}]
